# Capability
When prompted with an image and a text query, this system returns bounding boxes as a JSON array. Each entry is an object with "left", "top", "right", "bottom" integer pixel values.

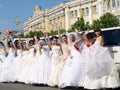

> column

[
  {"left": 89, "top": 2, "right": 93, "bottom": 24},
  {"left": 98, "top": 0, "right": 102, "bottom": 17},
  {"left": 78, "top": 6, "right": 81, "bottom": 17},
  {"left": 65, "top": 6, "right": 70, "bottom": 31}
]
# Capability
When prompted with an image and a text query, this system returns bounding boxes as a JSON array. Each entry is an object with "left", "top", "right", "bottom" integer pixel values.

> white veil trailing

[
  {"left": 26, "top": 38, "right": 30, "bottom": 49},
  {"left": 67, "top": 32, "right": 80, "bottom": 45}
]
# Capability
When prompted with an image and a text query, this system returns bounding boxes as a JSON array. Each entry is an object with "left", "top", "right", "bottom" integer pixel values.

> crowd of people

[{"left": 0, "top": 29, "right": 120, "bottom": 90}]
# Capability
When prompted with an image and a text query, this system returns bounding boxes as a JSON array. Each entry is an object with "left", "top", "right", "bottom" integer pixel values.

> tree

[
  {"left": 72, "top": 17, "right": 86, "bottom": 31},
  {"left": 18, "top": 33, "right": 24, "bottom": 38},
  {"left": 100, "top": 13, "right": 120, "bottom": 28},
  {"left": 85, "top": 22, "right": 92, "bottom": 30},
  {"left": 72, "top": 17, "right": 92, "bottom": 31},
  {"left": 24, "top": 30, "right": 43, "bottom": 38},
  {"left": 90, "top": 13, "right": 120, "bottom": 30},
  {"left": 67, "top": 29, "right": 74, "bottom": 33},
  {"left": 60, "top": 29, "right": 66, "bottom": 34},
  {"left": 48, "top": 29, "right": 66, "bottom": 36},
  {"left": 91, "top": 19, "right": 101, "bottom": 29},
  {"left": 48, "top": 30, "right": 58, "bottom": 36}
]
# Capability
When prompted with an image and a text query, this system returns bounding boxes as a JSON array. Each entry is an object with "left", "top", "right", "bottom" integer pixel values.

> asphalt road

[
  {"left": 0, "top": 83, "right": 120, "bottom": 90},
  {"left": 0, "top": 83, "right": 84, "bottom": 90}
]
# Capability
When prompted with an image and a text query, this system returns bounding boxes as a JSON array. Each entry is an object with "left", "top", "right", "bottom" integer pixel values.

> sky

[{"left": 0, "top": 0, "right": 69, "bottom": 31}]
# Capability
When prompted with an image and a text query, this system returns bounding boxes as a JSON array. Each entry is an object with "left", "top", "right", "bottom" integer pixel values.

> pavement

[
  {"left": 0, "top": 83, "right": 84, "bottom": 90},
  {"left": 0, "top": 83, "right": 120, "bottom": 90}
]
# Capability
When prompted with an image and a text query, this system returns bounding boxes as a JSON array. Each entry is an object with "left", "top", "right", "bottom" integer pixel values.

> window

[
  {"left": 103, "top": 30, "right": 116, "bottom": 46},
  {"left": 60, "top": 22, "right": 62, "bottom": 28},
  {"left": 93, "top": 5, "right": 97, "bottom": 13},
  {"left": 114, "top": 29, "right": 120, "bottom": 46},
  {"left": 82, "top": 8, "right": 85, "bottom": 15},
  {"left": 118, "top": 0, "right": 120, "bottom": 7},
  {"left": 107, "top": 0, "right": 111, "bottom": 10},
  {"left": 86, "top": 7, "right": 89, "bottom": 15},
  {"left": 112, "top": 0, "right": 116, "bottom": 8},
  {"left": 70, "top": 11, "right": 74, "bottom": 18},
  {"left": 103, "top": 29, "right": 120, "bottom": 46},
  {"left": 75, "top": 10, "right": 78, "bottom": 17}
]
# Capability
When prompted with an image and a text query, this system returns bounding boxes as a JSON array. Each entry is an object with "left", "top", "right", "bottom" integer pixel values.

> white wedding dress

[
  {"left": 0, "top": 48, "right": 6, "bottom": 78},
  {"left": 83, "top": 38, "right": 120, "bottom": 89},
  {"left": 59, "top": 45, "right": 85, "bottom": 88},
  {"left": 18, "top": 49, "right": 31, "bottom": 83},
  {"left": 0, "top": 48, "right": 15, "bottom": 82},
  {"left": 27, "top": 45, "right": 51, "bottom": 84},
  {"left": 8, "top": 49, "right": 23, "bottom": 82},
  {"left": 48, "top": 45, "right": 61, "bottom": 86}
]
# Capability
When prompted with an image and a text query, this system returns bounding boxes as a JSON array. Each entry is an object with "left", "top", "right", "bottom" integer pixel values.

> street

[
  {"left": 0, "top": 83, "right": 83, "bottom": 90},
  {"left": 0, "top": 83, "right": 120, "bottom": 90}
]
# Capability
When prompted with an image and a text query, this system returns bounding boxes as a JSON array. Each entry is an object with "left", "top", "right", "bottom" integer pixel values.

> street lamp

[{"left": 13, "top": 16, "right": 23, "bottom": 31}]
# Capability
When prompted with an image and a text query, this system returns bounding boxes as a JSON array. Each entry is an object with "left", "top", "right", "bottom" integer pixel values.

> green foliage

[
  {"left": 67, "top": 29, "right": 74, "bottom": 33},
  {"left": 72, "top": 13, "right": 120, "bottom": 31},
  {"left": 91, "top": 19, "right": 101, "bottom": 29},
  {"left": 48, "top": 29, "right": 66, "bottom": 36},
  {"left": 25, "top": 30, "right": 43, "bottom": 38},
  {"left": 72, "top": 17, "right": 86, "bottom": 31},
  {"left": 18, "top": 33, "right": 24, "bottom": 38},
  {"left": 60, "top": 29, "right": 66, "bottom": 34},
  {"left": 24, "top": 29, "right": 66, "bottom": 38},
  {"left": 85, "top": 22, "right": 92, "bottom": 30},
  {"left": 100, "top": 13, "right": 120, "bottom": 28},
  {"left": 48, "top": 30, "right": 58, "bottom": 36}
]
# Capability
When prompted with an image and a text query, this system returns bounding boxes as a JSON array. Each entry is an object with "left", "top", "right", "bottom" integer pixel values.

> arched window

[
  {"left": 75, "top": 10, "right": 78, "bottom": 17},
  {"left": 70, "top": 11, "right": 74, "bottom": 18},
  {"left": 107, "top": 0, "right": 111, "bottom": 10},
  {"left": 86, "top": 7, "right": 89, "bottom": 15},
  {"left": 112, "top": 0, "right": 116, "bottom": 8},
  {"left": 118, "top": 0, "right": 120, "bottom": 7},
  {"left": 82, "top": 8, "right": 85, "bottom": 15}
]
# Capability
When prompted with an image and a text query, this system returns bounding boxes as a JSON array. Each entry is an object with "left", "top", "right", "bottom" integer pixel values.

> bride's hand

[
  {"left": 85, "top": 30, "right": 89, "bottom": 35},
  {"left": 75, "top": 28, "right": 79, "bottom": 33}
]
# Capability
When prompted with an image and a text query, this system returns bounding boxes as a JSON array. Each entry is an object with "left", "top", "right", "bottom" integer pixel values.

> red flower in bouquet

[
  {"left": 86, "top": 43, "right": 90, "bottom": 47},
  {"left": 5, "top": 29, "right": 12, "bottom": 34}
]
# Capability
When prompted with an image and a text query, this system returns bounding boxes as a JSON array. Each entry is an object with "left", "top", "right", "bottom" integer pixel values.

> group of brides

[{"left": 0, "top": 29, "right": 120, "bottom": 90}]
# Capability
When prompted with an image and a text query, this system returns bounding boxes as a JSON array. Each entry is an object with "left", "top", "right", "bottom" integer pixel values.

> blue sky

[{"left": 0, "top": 0, "right": 69, "bottom": 31}]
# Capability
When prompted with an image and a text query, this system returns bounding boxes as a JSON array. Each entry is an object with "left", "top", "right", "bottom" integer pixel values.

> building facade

[{"left": 24, "top": 0, "right": 120, "bottom": 35}]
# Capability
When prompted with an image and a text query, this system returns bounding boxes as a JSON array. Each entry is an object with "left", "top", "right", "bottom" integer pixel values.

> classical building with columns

[{"left": 24, "top": 0, "right": 120, "bottom": 35}]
